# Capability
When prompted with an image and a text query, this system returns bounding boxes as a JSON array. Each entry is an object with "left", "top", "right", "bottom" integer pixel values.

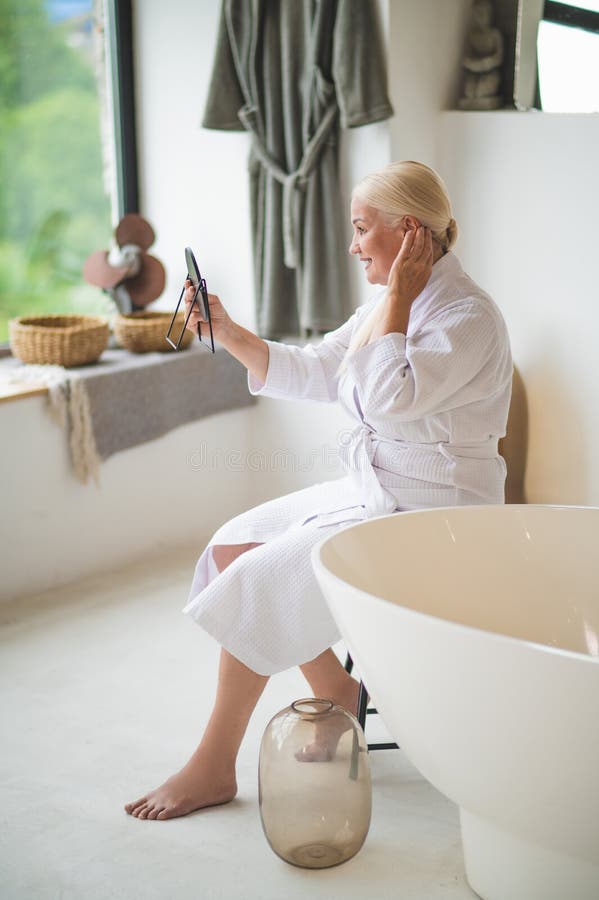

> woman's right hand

[
  {"left": 183, "top": 280, "right": 269, "bottom": 383},
  {"left": 184, "top": 281, "right": 231, "bottom": 342}
]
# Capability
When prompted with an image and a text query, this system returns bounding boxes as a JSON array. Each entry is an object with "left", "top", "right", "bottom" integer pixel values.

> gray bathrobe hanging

[{"left": 202, "top": 0, "right": 394, "bottom": 338}]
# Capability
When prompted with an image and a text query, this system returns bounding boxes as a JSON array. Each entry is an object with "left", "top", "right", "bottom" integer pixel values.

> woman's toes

[
  {"left": 147, "top": 807, "right": 165, "bottom": 820},
  {"left": 125, "top": 797, "right": 147, "bottom": 814},
  {"left": 295, "top": 743, "right": 332, "bottom": 763},
  {"left": 156, "top": 805, "right": 180, "bottom": 820}
]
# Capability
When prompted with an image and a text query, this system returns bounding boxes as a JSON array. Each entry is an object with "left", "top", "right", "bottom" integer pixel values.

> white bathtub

[{"left": 312, "top": 505, "right": 599, "bottom": 900}]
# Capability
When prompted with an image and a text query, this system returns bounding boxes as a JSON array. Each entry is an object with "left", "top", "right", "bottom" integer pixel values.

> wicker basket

[
  {"left": 9, "top": 315, "right": 110, "bottom": 367},
  {"left": 112, "top": 311, "right": 194, "bottom": 353}
]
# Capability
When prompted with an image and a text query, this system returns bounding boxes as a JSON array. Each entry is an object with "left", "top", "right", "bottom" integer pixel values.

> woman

[{"left": 125, "top": 161, "right": 512, "bottom": 821}]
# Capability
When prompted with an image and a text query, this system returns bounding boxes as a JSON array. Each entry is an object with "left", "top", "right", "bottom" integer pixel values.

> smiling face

[{"left": 349, "top": 198, "right": 407, "bottom": 285}]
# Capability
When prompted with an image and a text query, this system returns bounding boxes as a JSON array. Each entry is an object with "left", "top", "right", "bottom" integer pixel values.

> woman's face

[{"left": 348, "top": 198, "right": 406, "bottom": 285}]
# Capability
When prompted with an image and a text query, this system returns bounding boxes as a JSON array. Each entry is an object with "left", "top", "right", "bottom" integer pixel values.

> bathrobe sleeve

[
  {"left": 248, "top": 303, "right": 373, "bottom": 402},
  {"left": 201, "top": 5, "right": 246, "bottom": 130},
  {"left": 332, "top": 0, "right": 394, "bottom": 127},
  {"left": 345, "top": 300, "right": 510, "bottom": 435}
]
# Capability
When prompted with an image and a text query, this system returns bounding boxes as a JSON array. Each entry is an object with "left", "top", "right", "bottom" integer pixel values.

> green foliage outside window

[{"left": 0, "top": 0, "right": 114, "bottom": 343}]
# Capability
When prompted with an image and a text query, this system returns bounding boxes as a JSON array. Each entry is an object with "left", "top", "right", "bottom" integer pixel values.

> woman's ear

[{"left": 402, "top": 215, "right": 422, "bottom": 232}]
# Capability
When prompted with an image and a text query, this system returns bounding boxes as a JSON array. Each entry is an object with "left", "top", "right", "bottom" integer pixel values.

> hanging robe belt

[{"left": 238, "top": 102, "right": 338, "bottom": 269}]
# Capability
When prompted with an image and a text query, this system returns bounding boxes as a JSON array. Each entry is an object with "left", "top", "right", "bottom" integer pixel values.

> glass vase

[{"left": 258, "top": 698, "right": 371, "bottom": 868}]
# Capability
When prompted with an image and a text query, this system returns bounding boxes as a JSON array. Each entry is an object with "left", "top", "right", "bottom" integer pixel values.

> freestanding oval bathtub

[{"left": 311, "top": 505, "right": 599, "bottom": 900}]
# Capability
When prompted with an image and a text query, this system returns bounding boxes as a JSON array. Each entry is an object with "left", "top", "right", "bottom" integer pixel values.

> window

[
  {"left": 0, "top": 0, "right": 134, "bottom": 343},
  {"left": 538, "top": 1, "right": 599, "bottom": 111}
]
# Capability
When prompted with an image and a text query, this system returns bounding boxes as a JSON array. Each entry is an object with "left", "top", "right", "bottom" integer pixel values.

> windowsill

[
  {"left": 0, "top": 342, "right": 256, "bottom": 459},
  {"left": 0, "top": 381, "right": 48, "bottom": 404},
  {"left": 0, "top": 346, "right": 48, "bottom": 401}
]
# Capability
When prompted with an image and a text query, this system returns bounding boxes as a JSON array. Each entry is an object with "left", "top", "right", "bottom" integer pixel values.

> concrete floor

[{"left": 0, "top": 546, "right": 478, "bottom": 900}]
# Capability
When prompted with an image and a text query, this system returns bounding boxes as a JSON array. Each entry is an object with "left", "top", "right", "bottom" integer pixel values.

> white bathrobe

[{"left": 183, "top": 252, "right": 513, "bottom": 674}]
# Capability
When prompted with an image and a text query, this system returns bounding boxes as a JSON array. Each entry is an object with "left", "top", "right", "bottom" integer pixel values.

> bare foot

[
  {"left": 124, "top": 757, "right": 237, "bottom": 820},
  {"left": 296, "top": 679, "right": 361, "bottom": 762}
]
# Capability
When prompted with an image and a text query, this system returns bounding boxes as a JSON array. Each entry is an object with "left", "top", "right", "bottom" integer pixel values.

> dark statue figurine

[{"left": 459, "top": 0, "right": 504, "bottom": 110}]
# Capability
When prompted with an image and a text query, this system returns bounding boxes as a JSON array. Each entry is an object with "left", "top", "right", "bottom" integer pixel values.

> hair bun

[{"left": 445, "top": 217, "right": 458, "bottom": 250}]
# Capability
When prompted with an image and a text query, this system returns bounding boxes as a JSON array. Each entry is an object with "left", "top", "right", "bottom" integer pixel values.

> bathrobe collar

[{"left": 407, "top": 252, "right": 466, "bottom": 332}]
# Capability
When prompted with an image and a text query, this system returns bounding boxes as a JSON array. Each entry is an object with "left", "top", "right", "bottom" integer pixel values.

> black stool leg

[
  {"left": 357, "top": 679, "right": 369, "bottom": 731},
  {"left": 345, "top": 652, "right": 399, "bottom": 752}
]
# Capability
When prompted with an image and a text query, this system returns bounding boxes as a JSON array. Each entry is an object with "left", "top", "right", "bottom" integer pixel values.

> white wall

[
  {"left": 0, "top": 398, "right": 255, "bottom": 600},
  {"left": 387, "top": 0, "right": 471, "bottom": 164},
  {"left": 436, "top": 111, "right": 599, "bottom": 504},
  {"left": 133, "top": 1, "right": 254, "bottom": 329}
]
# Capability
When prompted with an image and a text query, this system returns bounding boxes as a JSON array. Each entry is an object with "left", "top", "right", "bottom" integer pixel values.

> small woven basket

[
  {"left": 113, "top": 311, "right": 194, "bottom": 353},
  {"left": 9, "top": 315, "right": 110, "bottom": 367}
]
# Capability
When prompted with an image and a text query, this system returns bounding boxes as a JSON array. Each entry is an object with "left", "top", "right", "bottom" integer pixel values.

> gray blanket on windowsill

[{"left": 3, "top": 343, "right": 255, "bottom": 477}]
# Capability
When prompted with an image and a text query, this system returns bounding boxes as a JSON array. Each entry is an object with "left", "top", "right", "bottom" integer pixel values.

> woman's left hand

[
  {"left": 387, "top": 226, "right": 434, "bottom": 307},
  {"left": 368, "top": 226, "right": 434, "bottom": 342}
]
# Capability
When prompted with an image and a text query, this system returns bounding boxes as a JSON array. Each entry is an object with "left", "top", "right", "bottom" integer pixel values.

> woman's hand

[
  {"left": 369, "top": 226, "right": 433, "bottom": 342},
  {"left": 387, "top": 225, "right": 433, "bottom": 306},
  {"left": 184, "top": 281, "right": 231, "bottom": 341},
  {"left": 183, "top": 281, "right": 269, "bottom": 382}
]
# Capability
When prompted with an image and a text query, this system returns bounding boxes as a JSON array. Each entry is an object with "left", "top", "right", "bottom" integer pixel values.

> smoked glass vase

[{"left": 258, "top": 698, "right": 371, "bottom": 868}]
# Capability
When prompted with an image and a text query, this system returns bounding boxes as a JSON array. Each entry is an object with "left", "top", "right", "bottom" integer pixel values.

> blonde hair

[{"left": 339, "top": 160, "right": 458, "bottom": 371}]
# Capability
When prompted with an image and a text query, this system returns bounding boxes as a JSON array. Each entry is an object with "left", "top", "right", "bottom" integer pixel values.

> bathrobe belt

[
  {"left": 238, "top": 102, "right": 338, "bottom": 269},
  {"left": 339, "top": 425, "right": 500, "bottom": 518},
  {"left": 338, "top": 426, "right": 398, "bottom": 519}
]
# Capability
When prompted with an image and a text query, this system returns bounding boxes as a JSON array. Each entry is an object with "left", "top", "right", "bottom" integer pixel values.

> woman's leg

[
  {"left": 297, "top": 649, "right": 361, "bottom": 762},
  {"left": 125, "top": 542, "right": 265, "bottom": 821},
  {"left": 212, "top": 542, "right": 261, "bottom": 571},
  {"left": 300, "top": 648, "right": 360, "bottom": 715}
]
